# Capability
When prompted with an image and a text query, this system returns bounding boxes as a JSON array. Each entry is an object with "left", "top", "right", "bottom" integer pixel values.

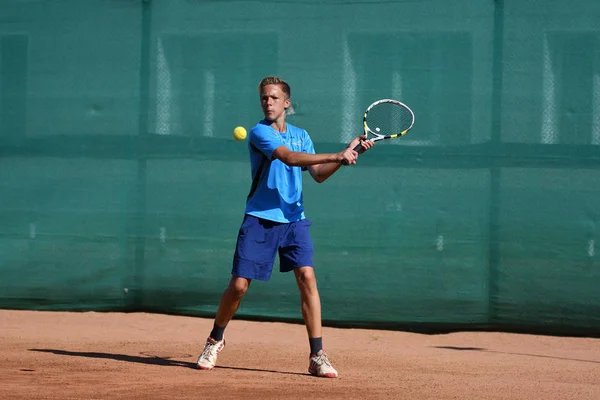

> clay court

[{"left": 1, "top": 310, "right": 599, "bottom": 399}]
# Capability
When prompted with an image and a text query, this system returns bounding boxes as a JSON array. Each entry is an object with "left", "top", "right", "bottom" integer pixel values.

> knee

[
  {"left": 295, "top": 268, "right": 317, "bottom": 290},
  {"left": 227, "top": 278, "right": 250, "bottom": 299}
]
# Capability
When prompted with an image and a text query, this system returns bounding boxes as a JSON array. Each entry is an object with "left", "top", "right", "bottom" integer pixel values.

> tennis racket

[{"left": 342, "top": 99, "right": 415, "bottom": 165}]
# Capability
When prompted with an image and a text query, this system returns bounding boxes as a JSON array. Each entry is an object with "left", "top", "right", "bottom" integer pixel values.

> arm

[
  {"left": 307, "top": 162, "right": 343, "bottom": 184},
  {"left": 272, "top": 145, "right": 359, "bottom": 184},
  {"left": 251, "top": 123, "right": 348, "bottom": 168},
  {"left": 307, "top": 135, "right": 375, "bottom": 183},
  {"left": 272, "top": 146, "right": 351, "bottom": 167}
]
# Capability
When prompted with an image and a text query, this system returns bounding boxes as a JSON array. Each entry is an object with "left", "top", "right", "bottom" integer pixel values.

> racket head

[{"left": 363, "top": 99, "right": 415, "bottom": 141}]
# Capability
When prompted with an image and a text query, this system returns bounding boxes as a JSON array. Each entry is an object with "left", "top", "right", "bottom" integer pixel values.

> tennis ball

[{"left": 233, "top": 126, "right": 247, "bottom": 141}]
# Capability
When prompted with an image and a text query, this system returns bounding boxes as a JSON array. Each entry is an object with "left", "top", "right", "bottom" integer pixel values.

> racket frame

[
  {"left": 362, "top": 98, "right": 415, "bottom": 144},
  {"left": 341, "top": 98, "right": 415, "bottom": 165}
]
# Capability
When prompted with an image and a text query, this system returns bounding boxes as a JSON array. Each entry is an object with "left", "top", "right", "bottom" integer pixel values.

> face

[{"left": 260, "top": 84, "right": 290, "bottom": 122}]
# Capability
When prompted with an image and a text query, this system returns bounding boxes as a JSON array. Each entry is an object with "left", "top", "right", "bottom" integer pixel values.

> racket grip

[{"left": 341, "top": 143, "right": 364, "bottom": 166}]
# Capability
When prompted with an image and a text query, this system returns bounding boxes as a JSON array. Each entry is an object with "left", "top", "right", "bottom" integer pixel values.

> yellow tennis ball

[{"left": 233, "top": 126, "right": 247, "bottom": 141}]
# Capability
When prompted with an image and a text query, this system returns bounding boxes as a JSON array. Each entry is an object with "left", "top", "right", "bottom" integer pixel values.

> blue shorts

[{"left": 232, "top": 214, "right": 314, "bottom": 281}]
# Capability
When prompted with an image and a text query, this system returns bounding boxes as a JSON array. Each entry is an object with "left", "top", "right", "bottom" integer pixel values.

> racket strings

[{"left": 366, "top": 103, "right": 413, "bottom": 136}]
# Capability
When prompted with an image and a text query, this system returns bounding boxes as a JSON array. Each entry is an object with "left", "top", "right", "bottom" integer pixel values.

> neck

[{"left": 268, "top": 118, "right": 286, "bottom": 133}]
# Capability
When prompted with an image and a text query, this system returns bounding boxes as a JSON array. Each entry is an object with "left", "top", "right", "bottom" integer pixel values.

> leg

[
  {"left": 213, "top": 214, "right": 276, "bottom": 335},
  {"left": 279, "top": 219, "right": 338, "bottom": 378},
  {"left": 198, "top": 215, "right": 277, "bottom": 371},
  {"left": 294, "top": 267, "right": 338, "bottom": 378},
  {"left": 214, "top": 276, "right": 251, "bottom": 328},
  {"left": 294, "top": 266, "right": 322, "bottom": 339},
  {"left": 197, "top": 276, "right": 251, "bottom": 370}
]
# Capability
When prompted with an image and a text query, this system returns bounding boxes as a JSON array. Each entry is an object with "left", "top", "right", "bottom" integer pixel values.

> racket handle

[{"left": 341, "top": 143, "right": 364, "bottom": 166}]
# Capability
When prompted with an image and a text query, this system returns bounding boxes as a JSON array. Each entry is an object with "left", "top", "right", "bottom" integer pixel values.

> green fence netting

[{"left": 1, "top": 0, "right": 599, "bottom": 336}]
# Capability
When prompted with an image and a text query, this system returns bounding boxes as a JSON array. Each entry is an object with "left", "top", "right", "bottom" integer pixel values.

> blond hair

[{"left": 258, "top": 76, "right": 291, "bottom": 99}]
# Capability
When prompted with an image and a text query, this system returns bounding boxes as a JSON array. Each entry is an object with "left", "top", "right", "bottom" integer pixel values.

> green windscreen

[{"left": 1, "top": 0, "right": 599, "bottom": 336}]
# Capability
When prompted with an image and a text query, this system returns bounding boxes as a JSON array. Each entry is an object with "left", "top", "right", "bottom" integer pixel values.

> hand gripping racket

[{"left": 342, "top": 99, "right": 415, "bottom": 165}]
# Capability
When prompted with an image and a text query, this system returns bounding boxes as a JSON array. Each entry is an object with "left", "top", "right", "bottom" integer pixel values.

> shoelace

[
  {"left": 201, "top": 341, "right": 219, "bottom": 359},
  {"left": 314, "top": 353, "right": 333, "bottom": 368}
]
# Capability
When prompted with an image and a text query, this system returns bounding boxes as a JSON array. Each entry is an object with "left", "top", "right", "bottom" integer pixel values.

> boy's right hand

[{"left": 337, "top": 147, "right": 358, "bottom": 165}]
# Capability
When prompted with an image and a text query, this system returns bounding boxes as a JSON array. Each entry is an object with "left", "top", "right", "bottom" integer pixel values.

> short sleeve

[
  {"left": 301, "top": 130, "right": 315, "bottom": 171},
  {"left": 249, "top": 123, "right": 286, "bottom": 159},
  {"left": 302, "top": 130, "right": 315, "bottom": 155}
]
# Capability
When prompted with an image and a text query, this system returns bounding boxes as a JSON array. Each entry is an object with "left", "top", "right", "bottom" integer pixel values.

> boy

[{"left": 197, "top": 76, "right": 374, "bottom": 377}]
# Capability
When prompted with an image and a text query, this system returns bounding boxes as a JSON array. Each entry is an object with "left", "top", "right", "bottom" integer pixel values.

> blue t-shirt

[{"left": 245, "top": 120, "right": 315, "bottom": 223}]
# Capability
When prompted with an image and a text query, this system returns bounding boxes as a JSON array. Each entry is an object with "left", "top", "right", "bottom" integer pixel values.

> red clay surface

[{"left": 1, "top": 310, "right": 599, "bottom": 399}]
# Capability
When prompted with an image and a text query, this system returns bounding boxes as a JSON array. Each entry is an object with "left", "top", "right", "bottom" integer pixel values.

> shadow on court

[
  {"left": 28, "top": 348, "right": 308, "bottom": 375},
  {"left": 434, "top": 346, "right": 600, "bottom": 364},
  {"left": 29, "top": 348, "right": 197, "bottom": 368},
  {"left": 215, "top": 365, "right": 308, "bottom": 376}
]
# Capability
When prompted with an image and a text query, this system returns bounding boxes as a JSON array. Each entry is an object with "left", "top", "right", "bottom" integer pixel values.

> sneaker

[
  {"left": 196, "top": 337, "right": 225, "bottom": 370},
  {"left": 308, "top": 350, "right": 338, "bottom": 378}
]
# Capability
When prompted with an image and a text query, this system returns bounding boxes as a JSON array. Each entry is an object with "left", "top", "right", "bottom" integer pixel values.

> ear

[{"left": 284, "top": 97, "right": 291, "bottom": 109}]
